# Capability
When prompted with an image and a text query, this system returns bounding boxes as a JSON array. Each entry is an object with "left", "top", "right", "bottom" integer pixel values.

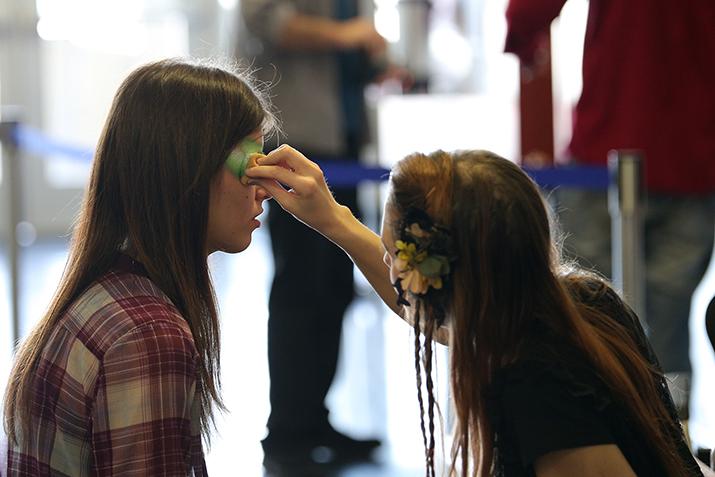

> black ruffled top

[{"left": 487, "top": 282, "right": 702, "bottom": 476}]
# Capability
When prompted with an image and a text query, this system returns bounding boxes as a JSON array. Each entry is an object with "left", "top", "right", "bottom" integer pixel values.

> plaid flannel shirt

[{"left": 7, "top": 254, "right": 207, "bottom": 476}]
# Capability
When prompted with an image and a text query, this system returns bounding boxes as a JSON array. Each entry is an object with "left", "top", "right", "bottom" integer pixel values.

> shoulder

[
  {"left": 101, "top": 318, "right": 199, "bottom": 380},
  {"left": 496, "top": 358, "right": 616, "bottom": 467},
  {"left": 62, "top": 270, "right": 194, "bottom": 360},
  {"left": 534, "top": 444, "right": 638, "bottom": 477},
  {"left": 500, "top": 355, "right": 611, "bottom": 413}
]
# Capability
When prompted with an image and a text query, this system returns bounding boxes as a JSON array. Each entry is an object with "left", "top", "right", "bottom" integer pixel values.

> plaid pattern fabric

[{"left": 7, "top": 255, "right": 207, "bottom": 476}]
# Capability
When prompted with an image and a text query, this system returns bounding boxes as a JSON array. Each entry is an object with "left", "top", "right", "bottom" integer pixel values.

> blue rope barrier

[
  {"left": 320, "top": 161, "right": 390, "bottom": 187},
  {"left": 13, "top": 124, "right": 94, "bottom": 163},
  {"left": 523, "top": 165, "right": 609, "bottom": 190},
  {"left": 6, "top": 123, "right": 609, "bottom": 190}
]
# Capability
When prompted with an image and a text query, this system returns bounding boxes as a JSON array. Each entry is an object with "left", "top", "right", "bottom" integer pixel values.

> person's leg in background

[
  {"left": 556, "top": 188, "right": 612, "bottom": 278},
  {"left": 559, "top": 189, "right": 715, "bottom": 419},
  {"left": 263, "top": 177, "right": 379, "bottom": 469},
  {"left": 644, "top": 195, "right": 715, "bottom": 419},
  {"left": 264, "top": 201, "right": 336, "bottom": 439}
]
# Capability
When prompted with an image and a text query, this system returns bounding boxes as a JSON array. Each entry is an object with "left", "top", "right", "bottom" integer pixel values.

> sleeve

[
  {"left": 504, "top": 0, "right": 568, "bottom": 63},
  {"left": 501, "top": 369, "right": 615, "bottom": 467},
  {"left": 241, "top": 0, "right": 297, "bottom": 44},
  {"left": 91, "top": 319, "right": 200, "bottom": 476}
]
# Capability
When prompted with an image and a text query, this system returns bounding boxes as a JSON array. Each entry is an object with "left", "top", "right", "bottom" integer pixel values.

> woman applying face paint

[{"left": 247, "top": 148, "right": 702, "bottom": 477}]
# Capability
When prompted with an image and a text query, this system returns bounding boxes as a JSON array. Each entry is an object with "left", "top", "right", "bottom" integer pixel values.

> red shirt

[{"left": 505, "top": 0, "right": 715, "bottom": 194}]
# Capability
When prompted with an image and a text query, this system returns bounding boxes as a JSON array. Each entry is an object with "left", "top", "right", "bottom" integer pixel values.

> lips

[{"left": 251, "top": 209, "right": 264, "bottom": 227}]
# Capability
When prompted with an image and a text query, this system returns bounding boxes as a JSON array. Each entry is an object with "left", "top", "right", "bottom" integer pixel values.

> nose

[{"left": 255, "top": 185, "right": 272, "bottom": 201}]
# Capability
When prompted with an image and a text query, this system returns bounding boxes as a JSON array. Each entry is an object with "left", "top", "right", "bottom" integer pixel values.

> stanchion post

[
  {"left": 0, "top": 119, "right": 21, "bottom": 346},
  {"left": 608, "top": 150, "right": 646, "bottom": 321}
]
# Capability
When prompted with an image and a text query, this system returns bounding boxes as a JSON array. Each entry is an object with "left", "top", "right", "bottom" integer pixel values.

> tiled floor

[{"left": 2, "top": 210, "right": 715, "bottom": 475}]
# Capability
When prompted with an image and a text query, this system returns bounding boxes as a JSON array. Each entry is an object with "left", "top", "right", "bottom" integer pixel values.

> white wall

[{"left": 1, "top": 0, "right": 228, "bottom": 238}]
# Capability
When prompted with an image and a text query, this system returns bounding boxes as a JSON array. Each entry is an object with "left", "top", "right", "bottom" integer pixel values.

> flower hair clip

[{"left": 393, "top": 208, "right": 455, "bottom": 306}]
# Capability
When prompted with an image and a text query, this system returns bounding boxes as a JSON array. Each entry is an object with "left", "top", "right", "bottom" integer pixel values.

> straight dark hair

[
  {"left": 389, "top": 150, "right": 691, "bottom": 477},
  {"left": 4, "top": 58, "right": 275, "bottom": 444}
]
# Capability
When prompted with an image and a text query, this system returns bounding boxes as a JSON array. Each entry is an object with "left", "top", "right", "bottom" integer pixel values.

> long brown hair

[
  {"left": 389, "top": 150, "right": 690, "bottom": 476},
  {"left": 3, "top": 58, "right": 275, "bottom": 444}
]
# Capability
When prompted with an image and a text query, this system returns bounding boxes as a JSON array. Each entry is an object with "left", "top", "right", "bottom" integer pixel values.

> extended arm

[
  {"left": 535, "top": 444, "right": 637, "bottom": 477},
  {"left": 504, "top": 0, "right": 567, "bottom": 64},
  {"left": 246, "top": 146, "right": 448, "bottom": 344},
  {"left": 248, "top": 146, "right": 400, "bottom": 315}
]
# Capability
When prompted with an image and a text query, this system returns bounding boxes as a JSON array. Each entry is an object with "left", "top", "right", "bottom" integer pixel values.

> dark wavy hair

[
  {"left": 4, "top": 58, "right": 276, "bottom": 444},
  {"left": 388, "top": 150, "right": 691, "bottom": 477}
]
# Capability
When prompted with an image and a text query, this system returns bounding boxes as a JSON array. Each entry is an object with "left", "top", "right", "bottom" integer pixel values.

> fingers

[
  {"left": 361, "top": 22, "right": 386, "bottom": 57},
  {"left": 245, "top": 163, "right": 294, "bottom": 184},
  {"left": 245, "top": 164, "right": 316, "bottom": 196},
  {"left": 248, "top": 144, "right": 323, "bottom": 178},
  {"left": 250, "top": 178, "right": 294, "bottom": 206},
  {"left": 262, "top": 145, "right": 319, "bottom": 175},
  {"left": 366, "top": 31, "right": 387, "bottom": 57}
]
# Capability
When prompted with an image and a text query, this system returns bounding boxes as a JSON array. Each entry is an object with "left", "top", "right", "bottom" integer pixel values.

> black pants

[{"left": 266, "top": 184, "right": 359, "bottom": 438}]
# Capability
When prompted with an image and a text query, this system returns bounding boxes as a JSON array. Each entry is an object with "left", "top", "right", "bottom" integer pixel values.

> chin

[
  {"left": 211, "top": 238, "right": 251, "bottom": 255},
  {"left": 228, "top": 240, "right": 251, "bottom": 254}
]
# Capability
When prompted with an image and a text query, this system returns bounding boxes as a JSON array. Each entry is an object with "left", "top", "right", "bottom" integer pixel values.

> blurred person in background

[
  {"left": 236, "top": 0, "right": 399, "bottom": 472},
  {"left": 504, "top": 0, "right": 715, "bottom": 420}
]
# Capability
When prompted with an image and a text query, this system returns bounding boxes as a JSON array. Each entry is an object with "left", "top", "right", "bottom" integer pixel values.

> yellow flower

[
  {"left": 429, "top": 276, "right": 443, "bottom": 290},
  {"left": 400, "top": 268, "right": 429, "bottom": 294},
  {"left": 394, "top": 256, "right": 409, "bottom": 274},
  {"left": 396, "top": 240, "right": 417, "bottom": 262},
  {"left": 394, "top": 223, "right": 452, "bottom": 296}
]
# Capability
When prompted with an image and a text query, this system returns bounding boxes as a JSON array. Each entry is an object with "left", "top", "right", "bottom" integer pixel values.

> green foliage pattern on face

[{"left": 225, "top": 138, "right": 263, "bottom": 178}]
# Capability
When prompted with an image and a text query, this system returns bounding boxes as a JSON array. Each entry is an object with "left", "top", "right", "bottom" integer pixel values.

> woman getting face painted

[{"left": 4, "top": 59, "right": 275, "bottom": 476}]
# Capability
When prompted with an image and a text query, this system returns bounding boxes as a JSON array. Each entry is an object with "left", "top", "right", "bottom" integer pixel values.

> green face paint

[{"left": 225, "top": 138, "right": 264, "bottom": 179}]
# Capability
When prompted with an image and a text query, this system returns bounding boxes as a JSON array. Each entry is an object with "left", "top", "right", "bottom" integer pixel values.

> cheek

[
  {"left": 215, "top": 188, "right": 252, "bottom": 233},
  {"left": 223, "top": 184, "right": 254, "bottom": 220},
  {"left": 387, "top": 259, "right": 400, "bottom": 284},
  {"left": 220, "top": 169, "right": 254, "bottom": 213},
  {"left": 235, "top": 191, "right": 254, "bottom": 217}
]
